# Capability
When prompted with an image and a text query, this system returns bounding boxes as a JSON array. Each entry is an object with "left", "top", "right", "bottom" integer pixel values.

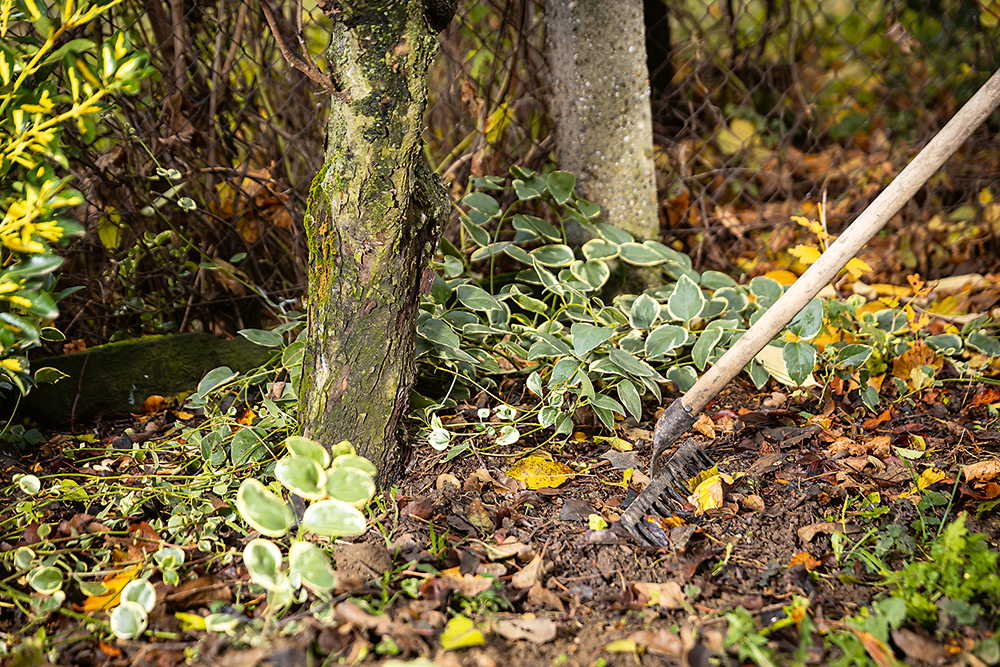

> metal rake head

[{"left": 619, "top": 439, "right": 716, "bottom": 547}]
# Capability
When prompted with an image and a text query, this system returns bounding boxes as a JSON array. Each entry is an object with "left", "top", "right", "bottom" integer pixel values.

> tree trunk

[
  {"left": 300, "top": 1, "right": 450, "bottom": 486},
  {"left": 546, "top": 0, "right": 659, "bottom": 241}
]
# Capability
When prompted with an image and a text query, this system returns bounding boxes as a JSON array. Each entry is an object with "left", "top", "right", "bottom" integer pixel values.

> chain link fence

[{"left": 59, "top": 0, "right": 1000, "bottom": 348}]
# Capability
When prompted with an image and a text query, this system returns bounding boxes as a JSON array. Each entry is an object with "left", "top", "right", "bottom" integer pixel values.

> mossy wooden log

[
  {"left": 16, "top": 333, "right": 272, "bottom": 422},
  {"left": 300, "top": 1, "right": 450, "bottom": 486}
]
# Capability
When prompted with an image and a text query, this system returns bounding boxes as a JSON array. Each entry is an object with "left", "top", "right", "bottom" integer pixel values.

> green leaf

[
  {"left": 0, "top": 254, "right": 63, "bottom": 282},
  {"left": 692, "top": 327, "right": 724, "bottom": 371},
  {"left": 239, "top": 328, "right": 283, "bottom": 347},
  {"left": 749, "top": 276, "right": 783, "bottom": 308},
  {"left": 595, "top": 223, "right": 633, "bottom": 245},
  {"left": 529, "top": 244, "right": 575, "bottom": 268},
  {"left": 417, "top": 319, "right": 461, "bottom": 351},
  {"left": 549, "top": 357, "right": 582, "bottom": 386},
  {"left": 667, "top": 365, "right": 697, "bottom": 392},
  {"left": 196, "top": 366, "right": 237, "bottom": 398},
  {"left": 575, "top": 199, "right": 601, "bottom": 218},
  {"left": 324, "top": 467, "right": 376, "bottom": 508},
  {"left": 581, "top": 239, "right": 619, "bottom": 261},
  {"left": 608, "top": 347, "right": 657, "bottom": 377},
  {"left": 512, "top": 214, "right": 560, "bottom": 241},
  {"left": 643, "top": 241, "right": 692, "bottom": 269},
  {"left": 301, "top": 499, "right": 367, "bottom": 538},
  {"left": 836, "top": 344, "right": 872, "bottom": 367},
  {"left": 231, "top": 428, "right": 267, "bottom": 464},
  {"left": 283, "top": 436, "right": 330, "bottom": 468},
  {"left": 456, "top": 284, "right": 501, "bottom": 311},
  {"left": 747, "top": 359, "right": 770, "bottom": 389},
  {"left": 570, "top": 259, "right": 611, "bottom": 290},
  {"left": 110, "top": 601, "right": 148, "bottom": 640},
  {"left": 469, "top": 242, "right": 512, "bottom": 262},
  {"left": 331, "top": 454, "right": 377, "bottom": 476},
  {"left": 120, "top": 579, "right": 156, "bottom": 613},
  {"left": 618, "top": 242, "right": 666, "bottom": 266},
  {"left": 513, "top": 177, "right": 544, "bottom": 200},
  {"left": 666, "top": 275, "right": 705, "bottom": 322},
  {"left": 528, "top": 331, "right": 573, "bottom": 358},
  {"left": 0, "top": 313, "right": 40, "bottom": 344},
  {"left": 276, "top": 457, "right": 327, "bottom": 500},
  {"left": 925, "top": 334, "right": 963, "bottom": 355},
  {"left": 629, "top": 293, "right": 660, "bottom": 330},
  {"left": 787, "top": 298, "right": 824, "bottom": 341},
  {"left": 236, "top": 479, "right": 294, "bottom": 538},
  {"left": 700, "top": 271, "right": 737, "bottom": 290},
  {"left": 27, "top": 566, "right": 62, "bottom": 594},
  {"left": 243, "top": 538, "right": 285, "bottom": 590},
  {"left": 968, "top": 331, "right": 1000, "bottom": 356},
  {"left": 462, "top": 192, "right": 500, "bottom": 217},
  {"left": 617, "top": 380, "right": 642, "bottom": 421},
  {"left": 782, "top": 342, "right": 817, "bottom": 386},
  {"left": 461, "top": 216, "right": 490, "bottom": 246},
  {"left": 645, "top": 324, "right": 689, "bottom": 357},
  {"left": 289, "top": 542, "right": 338, "bottom": 595},
  {"left": 570, "top": 323, "right": 614, "bottom": 357},
  {"left": 547, "top": 171, "right": 576, "bottom": 204}
]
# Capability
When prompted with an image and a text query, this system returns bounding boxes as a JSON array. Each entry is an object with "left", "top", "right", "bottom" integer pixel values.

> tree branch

[{"left": 260, "top": 0, "right": 348, "bottom": 102}]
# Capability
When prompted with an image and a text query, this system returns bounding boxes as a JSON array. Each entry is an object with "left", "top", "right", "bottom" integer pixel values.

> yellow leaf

[
  {"left": 440, "top": 615, "right": 485, "bottom": 650},
  {"left": 716, "top": 118, "right": 757, "bottom": 154},
  {"left": 763, "top": 269, "right": 799, "bottom": 285},
  {"left": 604, "top": 639, "right": 640, "bottom": 653},
  {"left": 917, "top": 467, "right": 947, "bottom": 490},
  {"left": 688, "top": 474, "right": 723, "bottom": 515},
  {"left": 844, "top": 257, "right": 871, "bottom": 280},
  {"left": 506, "top": 456, "right": 575, "bottom": 489},
  {"left": 83, "top": 566, "right": 141, "bottom": 613},
  {"left": 174, "top": 612, "right": 206, "bottom": 631},
  {"left": 588, "top": 514, "right": 608, "bottom": 530},
  {"left": 789, "top": 245, "right": 821, "bottom": 265}
]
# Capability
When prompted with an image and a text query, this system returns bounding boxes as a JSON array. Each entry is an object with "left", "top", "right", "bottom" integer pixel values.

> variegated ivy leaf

[{"left": 666, "top": 275, "right": 704, "bottom": 323}]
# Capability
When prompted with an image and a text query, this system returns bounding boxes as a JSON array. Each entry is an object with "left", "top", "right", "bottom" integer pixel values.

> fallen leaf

[
  {"left": 603, "top": 639, "right": 639, "bottom": 653},
  {"left": 526, "top": 580, "right": 565, "bottom": 612},
  {"left": 83, "top": 566, "right": 141, "bottom": 613},
  {"left": 495, "top": 616, "right": 557, "bottom": 644},
  {"left": 688, "top": 474, "right": 723, "bottom": 515},
  {"left": 917, "top": 467, "right": 947, "bottom": 490},
  {"left": 963, "top": 459, "right": 1000, "bottom": 483},
  {"left": 692, "top": 413, "right": 716, "bottom": 438},
  {"left": 742, "top": 494, "right": 765, "bottom": 512},
  {"left": 440, "top": 615, "right": 485, "bottom": 650},
  {"left": 788, "top": 552, "right": 821, "bottom": 570},
  {"left": 891, "top": 628, "right": 947, "bottom": 665},
  {"left": 440, "top": 568, "right": 495, "bottom": 597},
  {"left": 628, "top": 629, "right": 683, "bottom": 657},
  {"left": 511, "top": 555, "right": 543, "bottom": 589},
  {"left": 632, "top": 581, "right": 686, "bottom": 609},
  {"left": 506, "top": 456, "right": 575, "bottom": 489}
]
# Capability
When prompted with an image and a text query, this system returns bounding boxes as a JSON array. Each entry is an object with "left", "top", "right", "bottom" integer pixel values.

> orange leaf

[
  {"left": 788, "top": 551, "right": 821, "bottom": 570},
  {"left": 84, "top": 566, "right": 141, "bottom": 613}
]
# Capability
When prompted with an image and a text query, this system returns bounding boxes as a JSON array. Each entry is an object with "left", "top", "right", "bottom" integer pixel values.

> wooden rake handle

[{"left": 650, "top": 66, "right": 1000, "bottom": 477}]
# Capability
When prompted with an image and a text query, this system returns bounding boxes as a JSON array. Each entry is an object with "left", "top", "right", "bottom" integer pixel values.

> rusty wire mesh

[{"left": 56, "top": 0, "right": 1000, "bottom": 349}]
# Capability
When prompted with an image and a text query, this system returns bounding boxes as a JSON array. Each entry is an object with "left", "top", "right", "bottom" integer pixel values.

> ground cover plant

[{"left": 2, "top": 162, "right": 1000, "bottom": 666}]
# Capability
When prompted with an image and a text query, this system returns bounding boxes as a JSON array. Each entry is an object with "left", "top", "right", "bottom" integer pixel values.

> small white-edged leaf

[
  {"left": 110, "top": 601, "right": 148, "bottom": 640},
  {"left": 243, "top": 538, "right": 284, "bottom": 591},
  {"left": 283, "top": 436, "right": 330, "bottom": 468},
  {"left": 289, "top": 542, "right": 338, "bottom": 595},
  {"left": 236, "top": 479, "right": 294, "bottom": 538},
  {"left": 302, "top": 499, "right": 368, "bottom": 538}
]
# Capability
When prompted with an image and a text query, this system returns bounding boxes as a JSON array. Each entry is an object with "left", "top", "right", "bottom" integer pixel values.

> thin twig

[{"left": 259, "top": 0, "right": 347, "bottom": 101}]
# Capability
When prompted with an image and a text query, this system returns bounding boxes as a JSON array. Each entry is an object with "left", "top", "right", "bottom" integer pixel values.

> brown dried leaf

[
  {"left": 963, "top": 459, "right": 1000, "bottom": 483},
  {"left": 510, "top": 554, "right": 543, "bottom": 589},
  {"left": 632, "top": 581, "right": 686, "bottom": 609}
]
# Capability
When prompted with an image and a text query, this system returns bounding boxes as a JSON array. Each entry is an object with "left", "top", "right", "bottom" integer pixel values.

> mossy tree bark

[{"left": 300, "top": 1, "right": 451, "bottom": 485}]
